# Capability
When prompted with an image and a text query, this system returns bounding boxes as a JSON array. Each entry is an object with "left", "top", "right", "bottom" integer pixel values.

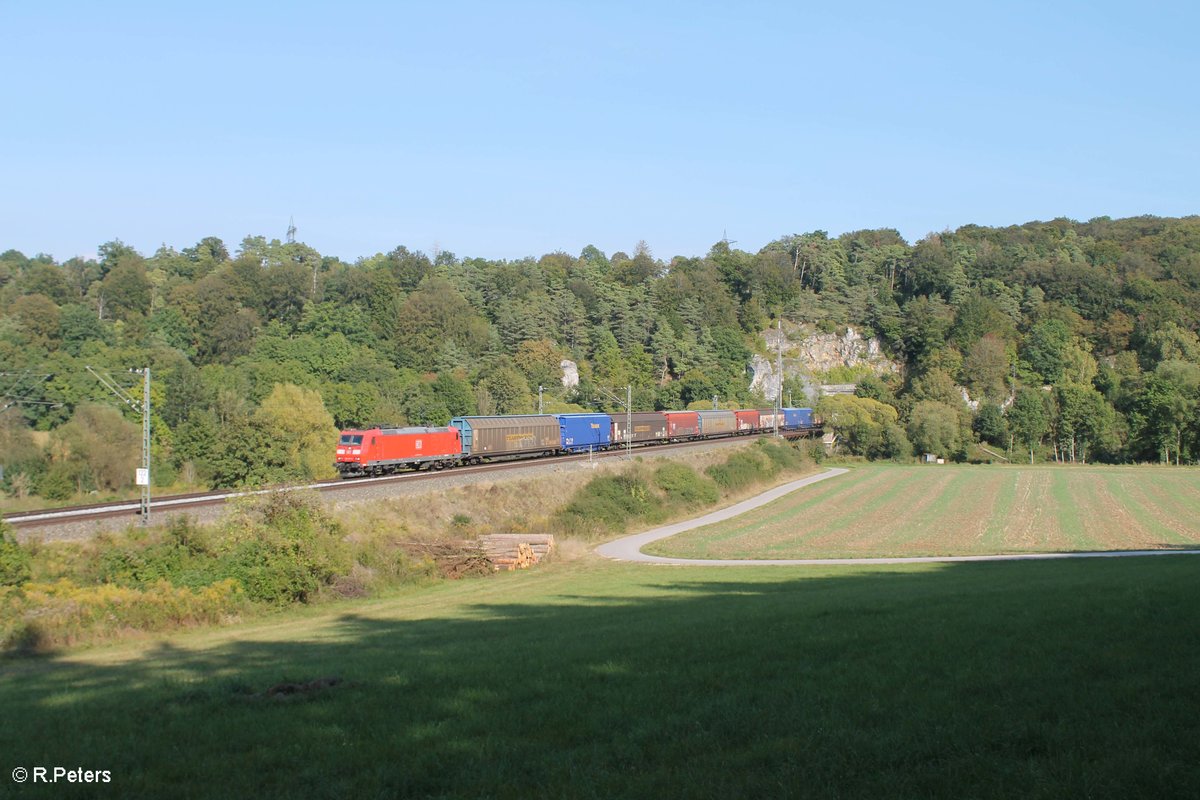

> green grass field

[
  {"left": 647, "top": 464, "right": 1200, "bottom": 560},
  {"left": 3, "top": 553, "right": 1199, "bottom": 798}
]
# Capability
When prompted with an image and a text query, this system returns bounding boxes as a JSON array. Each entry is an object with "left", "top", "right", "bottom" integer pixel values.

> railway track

[{"left": 4, "top": 431, "right": 818, "bottom": 531}]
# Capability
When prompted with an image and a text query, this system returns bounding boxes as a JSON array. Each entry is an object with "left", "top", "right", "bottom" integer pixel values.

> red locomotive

[{"left": 334, "top": 426, "right": 462, "bottom": 477}]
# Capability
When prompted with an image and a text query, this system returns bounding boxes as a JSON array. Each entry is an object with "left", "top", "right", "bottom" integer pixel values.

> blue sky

[{"left": 2, "top": 1, "right": 1196, "bottom": 263}]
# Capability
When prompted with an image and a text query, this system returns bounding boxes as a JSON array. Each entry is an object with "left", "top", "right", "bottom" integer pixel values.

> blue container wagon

[
  {"left": 781, "top": 407, "right": 815, "bottom": 429},
  {"left": 554, "top": 413, "right": 612, "bottom": 453}
]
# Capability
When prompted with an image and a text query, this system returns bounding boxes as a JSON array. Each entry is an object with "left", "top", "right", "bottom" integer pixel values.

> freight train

[{"left": 334, "top": 408, "right": 819, "bottom": 478}]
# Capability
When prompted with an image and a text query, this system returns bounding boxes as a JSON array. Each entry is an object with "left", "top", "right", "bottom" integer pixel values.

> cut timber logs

[
  {"left": 478, "top": 534, "right": 555, "bottom": 571},
  {"left": 394, "top": 534, "right": 555, "bottom": 574}
]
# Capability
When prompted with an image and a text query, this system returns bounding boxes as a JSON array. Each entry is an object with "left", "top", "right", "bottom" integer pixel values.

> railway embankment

[
  {"left": 1, "top": 438, "right": 818, "bottom": 652},
  {"left": 8, "top": 436, "right": 779, "bottom": 543}
]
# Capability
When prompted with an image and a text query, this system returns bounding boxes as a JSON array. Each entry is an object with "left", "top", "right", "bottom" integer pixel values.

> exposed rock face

[
  {"left": 749, "top": 324, "right": 901, "bottom": 401},
  {"left": 749, "top": 354, "right": 786, "bottom": 402},
  {"left": 560, "top": 359, "right": 579, "bottom": 390},
  {"left": 780, "top": 325, "right": 897, "bottom": 373}
]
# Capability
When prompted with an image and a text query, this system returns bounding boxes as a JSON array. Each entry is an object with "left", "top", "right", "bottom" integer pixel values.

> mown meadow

[{"left": 2, "top": 554, "right": 1198, "bottom": 799}]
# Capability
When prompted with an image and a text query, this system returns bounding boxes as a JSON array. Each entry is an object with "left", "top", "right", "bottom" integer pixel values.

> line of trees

[{"left": 2, "top": 215, "right": 1199, "bottom": 501}]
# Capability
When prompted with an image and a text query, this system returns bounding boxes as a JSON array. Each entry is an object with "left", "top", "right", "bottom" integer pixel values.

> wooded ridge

[{"left": 2, "top": 214, "right": 1199, "bottom": 503}]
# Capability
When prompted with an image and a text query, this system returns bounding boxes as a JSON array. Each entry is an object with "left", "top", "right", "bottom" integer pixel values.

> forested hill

[{"left": 2, "top": 214, "right": 1199, "bottom": 500}]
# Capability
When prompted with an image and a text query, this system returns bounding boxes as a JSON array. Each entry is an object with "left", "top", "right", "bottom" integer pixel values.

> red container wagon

[
  {"left": 662, "top": 411, "right": 700, "bottom": 440},
  {"left": 734, "top": 409, "right": 759, "bottom": 433},
  {"left": 335, "top": 426, "right": 462, "bottom": 477},
  {"left": 611, "top": 411, "right": 669, "bottom": 447}
]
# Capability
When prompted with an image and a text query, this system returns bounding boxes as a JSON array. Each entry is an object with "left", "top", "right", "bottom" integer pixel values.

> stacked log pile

[{"left": 478, "top": 534, "right": 555, "bottom": 570}]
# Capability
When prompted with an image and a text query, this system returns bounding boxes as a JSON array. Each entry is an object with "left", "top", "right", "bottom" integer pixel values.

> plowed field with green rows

[{"left": 646, "top": 465, "right": 1200, "bottom": 559}]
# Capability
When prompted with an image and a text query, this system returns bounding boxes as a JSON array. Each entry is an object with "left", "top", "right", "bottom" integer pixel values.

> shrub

[
  {"left": 882, "top": 423, "right": 913, "bottom": 462},
  {"left": 37, "top": 463, "right": 78, "bottom": 501},
  {"left": 654, "top": 463, "right": 719, "bottom": 506},
  {"left": 556, "top": 471, "right": 662, "bottom": 536},
  {"left": 95, "top": 517, "right": 217, "bottom": 591},
  {"left": 216, "top": 491, "right": 351, "bottom": 605},
  {"left": 0, "top": 526, "right": 31, "bottom": 586},
  {"left": 94, "top": 493, "right": 351, "bottom": 606},
  {"left": 757, "top": 440, "right": 805, "bottom": 471},
  {"left": 706, "top": 450, "right": 772, "bottom": 493}
]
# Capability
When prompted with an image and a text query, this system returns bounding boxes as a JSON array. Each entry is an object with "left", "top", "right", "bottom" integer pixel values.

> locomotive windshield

[{"left": 339, "top": 434, "right": 364, "bottom": 445}]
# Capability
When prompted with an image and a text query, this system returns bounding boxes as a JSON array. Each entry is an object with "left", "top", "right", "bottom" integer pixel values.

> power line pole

[
  {"left": 775, "top": 319, "right": 783, "bottom": 437},
  {"left": 139, "top": 367, "right": 150, "bottom": 523},
  {"left": 594, "top": 385, "right": 634, "bottom": 458},
  {"left": 87, "top": 365, "right": 151, "bottom": 526},
  {"left": 538, "top": 385, "right": 544, "bottom": 415}
]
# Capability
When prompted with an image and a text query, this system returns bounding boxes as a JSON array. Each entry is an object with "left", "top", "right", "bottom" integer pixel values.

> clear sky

[{"left": 2, "top": 1, "right": 1197, "bottom": 263}]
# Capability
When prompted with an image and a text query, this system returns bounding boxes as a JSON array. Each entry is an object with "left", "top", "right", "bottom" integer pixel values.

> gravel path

[{"left": 595, "top": 467, "right": 1200, "bottom": 566}]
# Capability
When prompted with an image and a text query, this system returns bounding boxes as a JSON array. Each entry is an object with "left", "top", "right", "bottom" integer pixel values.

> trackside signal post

[{"left": 87, "top": 366, "right": 151, "bottom": 526}]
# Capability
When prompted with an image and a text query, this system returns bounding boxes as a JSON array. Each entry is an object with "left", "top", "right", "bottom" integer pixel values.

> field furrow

[{"left": 651, "top": 465, "right": 1200, "bottom": 560}]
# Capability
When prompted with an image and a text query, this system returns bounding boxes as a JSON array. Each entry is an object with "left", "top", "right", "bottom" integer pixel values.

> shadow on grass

[{"left": 3, "top": 556, "right": 1200, "bottom": 799}]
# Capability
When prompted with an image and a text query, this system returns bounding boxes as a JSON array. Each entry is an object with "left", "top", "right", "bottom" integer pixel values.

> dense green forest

[{"left": 2, "top": 214, "right": 1199, "bottom": 502}]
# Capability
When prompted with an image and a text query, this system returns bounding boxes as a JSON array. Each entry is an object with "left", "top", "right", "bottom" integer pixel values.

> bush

[
  {"left": 654, "top": 463, "right": 719, "bottom": 506},
  {"left": 216, "top": 491, "right": 350, "bottom": 605},
  {"left": 882, "top": 424, "right": 913, "bottom": 462},
  {"left": 0, "top": 493, "right": 358, "bottom": 651},
  {"left": 37, "top": 463, "right": 78, "bottom": 501},
  {"left": 758, "top": 440, "right": 806, "bottom": 471},
  {"left": 96, "top": 493, "right": 350, "bottom": 606},
  {"left": 96, "top": 517, "right": 217, "bottom": 590},
  {"left": 706, "top": 450, "right": 773, "bottom": 493},
  {"left": 0, "top": 526, "right": 31, "bottom": 586},
  {"left": 556, "top": 471, "right": 662, "bottom": 536}
]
